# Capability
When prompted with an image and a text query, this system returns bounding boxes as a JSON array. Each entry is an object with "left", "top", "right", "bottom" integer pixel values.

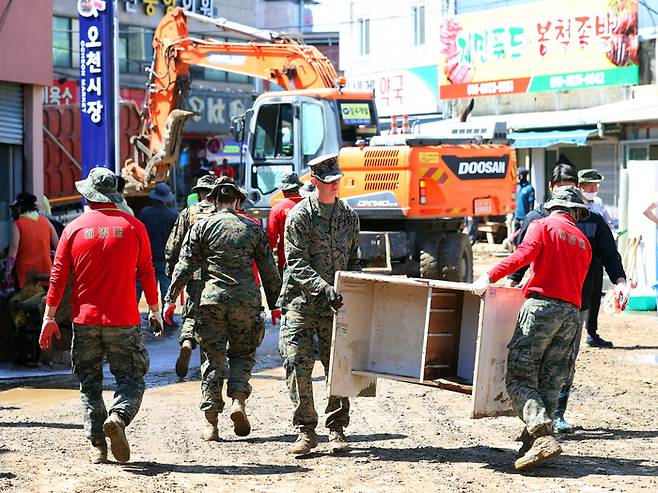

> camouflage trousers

[
  {"left": 71, "top": 324, "right": 149, "bottom": 442},
  {"left": 506, "top": 295, "right": 580, "bottom": 434},
  {"left": 196, "top": 303, "right": 265, "bottom": 412},
  {"left": 179, "top": 280, "right": 203, "bottom": 349},
  {"left": 279, "top": 310, "right": 350, "bottom": 431}
]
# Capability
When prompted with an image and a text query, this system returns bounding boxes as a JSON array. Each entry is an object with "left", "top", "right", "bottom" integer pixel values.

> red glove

[
  {"left": 164, "top": 303, "right": 176, "bottom": 325},
  {"left": 271, "top": 308, "right": 281, "bottom": 325},
  {"left": 39, "top": 317, "right": 61, "bottom": 351}
]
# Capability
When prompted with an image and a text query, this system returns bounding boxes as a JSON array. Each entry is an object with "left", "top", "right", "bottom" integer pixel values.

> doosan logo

[
  {"left": 442, "top": 155, "right": 510, "bottom": 180},
  {"left": 457, "top": 160, "right": 506, "bottom": 175}
]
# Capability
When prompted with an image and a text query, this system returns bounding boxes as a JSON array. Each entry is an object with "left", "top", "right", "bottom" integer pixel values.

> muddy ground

[{"left": 1, "top": 250, "right": 657, "bottom": 492}]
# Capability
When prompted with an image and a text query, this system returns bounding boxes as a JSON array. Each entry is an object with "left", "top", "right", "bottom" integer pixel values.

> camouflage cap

[
  {"left": 192, "top": 174, "right": 218, "bottom": 192},
  {"left": 308, "top": 154, "right": 343, "bottom": 183},
  {"left": 578, "top": 168, "right": 604, "bottom": 183},
  {"left": 544, "top": 186, "right": 590, "bottom": 212},
  {"left": 210, "top": 176, "right": 247, "bottom": 201},
  {"left": 75, "top": 167, "right": 122, "bottom": 204},
  {"left": 279, "top": 172, "right": 304, "bottom": 191}
]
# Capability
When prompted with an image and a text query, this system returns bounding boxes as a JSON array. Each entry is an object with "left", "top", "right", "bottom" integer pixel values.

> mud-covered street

[{"left": 1, "top": 249, "right": 658, "bottom": 492}]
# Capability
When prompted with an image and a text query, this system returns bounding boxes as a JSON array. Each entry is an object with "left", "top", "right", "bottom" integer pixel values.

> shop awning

[{"left": 509, "top": 128, "right": 597, "bottom": 148}]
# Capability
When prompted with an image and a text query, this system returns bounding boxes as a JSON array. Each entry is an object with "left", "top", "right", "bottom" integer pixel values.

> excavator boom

[{"left": 123, "top": 7, "right": 339, "bottom": 190}]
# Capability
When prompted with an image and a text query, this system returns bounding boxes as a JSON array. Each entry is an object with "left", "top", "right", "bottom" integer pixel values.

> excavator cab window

[
  {"left": 336, "top": 99, "right": 378, "bottom": 145},
  {"left": 251, "top": 103, "right": 295, "bottom": 194},
  {"left": 301, "top": 102, "right": 325, "bottom": 166}
]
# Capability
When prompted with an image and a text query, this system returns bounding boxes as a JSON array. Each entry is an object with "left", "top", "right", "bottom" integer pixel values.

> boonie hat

[
  {"left": 545, "top": 186, "right": 590, "bottom": 216},
  {"left": 308, "top": 154, "right": 343, "bottom": 183},
  {"left": 149, "top": 183, "right": 175, "bottom": 203},
  {"left": 578, "top": 169, "right": 604, "bottom": 183},
  {"left": 279, "top": 172, "right": 304, "bottom": 191},
  {"left": 210, "top": 176, "right": 247, "bottom": 202},
  {"left": 192, "top": 174, "right": 217, "bottom": 192},
  {"left": 75, "top": 167, "right": 122, "bottom": 204}
]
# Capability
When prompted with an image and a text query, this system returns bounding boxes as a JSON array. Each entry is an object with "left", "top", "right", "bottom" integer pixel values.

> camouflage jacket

[
  {"left": 278, "top": 194, "right": 360, "bottom": 313},
  {"left": 166, "top": 209, "right": 281, "bottom": 309},
  {"left": 165, "top": 200, "right": 215, "bottom": 278}
]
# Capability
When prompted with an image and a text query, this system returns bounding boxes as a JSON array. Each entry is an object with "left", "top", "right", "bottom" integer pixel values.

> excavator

[{"left": 123, "top": 7, "right": 517, "bottom": 281}]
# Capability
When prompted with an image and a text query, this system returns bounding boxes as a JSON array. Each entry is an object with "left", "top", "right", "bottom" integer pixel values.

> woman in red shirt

[{"left": 5, "top": 193, "right": 59, "bottom": 289}]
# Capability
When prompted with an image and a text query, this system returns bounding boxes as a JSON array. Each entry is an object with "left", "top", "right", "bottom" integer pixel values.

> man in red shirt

[
  {"left": 267, "top": 172, "right": 304, "bottom": 276},
  {"left": 471, "top": 186, "right": 592, "bottom": 471},
  {"left": 38, "top": 167, "right": 163, "bottom": 465}
]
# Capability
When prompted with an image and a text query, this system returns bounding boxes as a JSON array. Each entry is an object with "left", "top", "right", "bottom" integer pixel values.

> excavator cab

[{"left": 243, "top": 90, "right": 379, "bottom": 212}]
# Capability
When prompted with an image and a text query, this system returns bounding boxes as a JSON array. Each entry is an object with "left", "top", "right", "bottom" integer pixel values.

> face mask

[{"left": 581, "top": 191, "right": 598, "bottom": 200}]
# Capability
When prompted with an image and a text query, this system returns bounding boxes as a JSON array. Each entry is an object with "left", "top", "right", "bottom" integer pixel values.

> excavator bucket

[{"left": 144, "top": 109, "right": 195, "bottom": 183}]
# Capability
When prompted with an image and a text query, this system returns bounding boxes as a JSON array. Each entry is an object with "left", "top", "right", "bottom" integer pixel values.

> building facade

[
  {"left": 339, "top": 0, "right": 442, "bottom": 119},
  {"left": 0, "top": 0, "right": 53, "bottom": 249}
]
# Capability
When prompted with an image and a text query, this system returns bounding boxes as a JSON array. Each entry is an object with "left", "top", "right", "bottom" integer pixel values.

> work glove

[
  {"left": 3, "top": 255, "right": 16, "bottom": 284},
  {"left": 470, "top": 274, "right": 491, "bottom": 296},
  {"left": 163, "top": 302, "right": 176, "bottom": 325},
  {"left": 614, "top": 282, "right": 630, "bottom": 312},
  {"left": 323, "top": 284, "right": 344, "bottom": 313},
  {"left": 149, "top": 309, "right": 164, "bottom": 337},
  {"left": 271, "top": 308, "right": 281, "bottom": 325},
  {"left": 39, "top": 316, "right": 61, "bottom": 351}
]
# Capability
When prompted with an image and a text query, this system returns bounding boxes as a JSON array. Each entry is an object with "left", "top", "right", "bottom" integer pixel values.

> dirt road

[{"left": 1, "top": 253, "right": 657, "bottom": 492}]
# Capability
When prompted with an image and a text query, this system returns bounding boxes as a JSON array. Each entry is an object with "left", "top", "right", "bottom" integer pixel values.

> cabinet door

[{"left": 471, "top": 286, "right": 525, "bottom": 418}]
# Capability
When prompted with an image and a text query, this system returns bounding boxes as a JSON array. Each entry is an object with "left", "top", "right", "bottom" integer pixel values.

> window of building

[
  {"left": 53, "top": 16, "right": 72, "bottom": 67},
  {"left": 119, "top": 26, "right": 154, "bottom": 75},
  {"left": 412, "top": 5, "right": 426, "bottom": 46},
  {"left": 358, "top": 18, "right": 370, "bottom": 56}
]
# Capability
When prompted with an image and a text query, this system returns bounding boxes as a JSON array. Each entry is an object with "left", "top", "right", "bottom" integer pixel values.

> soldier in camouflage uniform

[
  {"left": 164, "top": 177, "right": 281, "bottom": 440},
  {"left": 471, "top": 186, "right": 592, "bottom": 470},
  {"left": 165, "top": 174, "right": 216, "bottom": 379},
  {"left": 278, "top": 154, "right": 360, "bottom": 456}
]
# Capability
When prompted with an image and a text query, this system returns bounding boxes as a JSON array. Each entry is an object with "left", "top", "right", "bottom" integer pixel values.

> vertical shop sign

[{"left": 78, "top": 0, "right": 117, "bottom": 177}]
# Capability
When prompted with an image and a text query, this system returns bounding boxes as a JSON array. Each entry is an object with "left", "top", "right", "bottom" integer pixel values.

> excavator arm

[{"left": 123, "top": 7, "right": 339, "bottom": 190}]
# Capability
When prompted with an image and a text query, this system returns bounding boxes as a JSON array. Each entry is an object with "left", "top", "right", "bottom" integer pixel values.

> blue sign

[{"left": 78, "top": 0, "right": 117, "bottom": 178}]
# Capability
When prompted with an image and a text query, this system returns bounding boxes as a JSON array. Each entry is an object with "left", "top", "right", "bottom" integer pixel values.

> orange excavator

[{"left": 124, "top": 8, "right": 517, "bottom": 281}]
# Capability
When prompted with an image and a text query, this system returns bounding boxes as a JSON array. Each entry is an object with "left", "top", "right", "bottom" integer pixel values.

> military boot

[
  {"left": 229, "top": 392, "right": 251, "bottom": 437},
  {"left": 288, "top": 429, "right": 318, "bottom": 456},
  {"left": 201, "top": 410, "right": 220, "bottom": 441},
  {"left": 328, "top": 426, "right": 350, "bottom": 454},
  {"left": 91, "top": 438, "right": 108, "bottom": 464},
  {"left": 175, "top": 340, "right": 194, "bottom": 379},
  {"left": 102, "top": 413, "right": 130, "bottom": 463},
  {"left": 516, "top": 428, "right": 534, "bottom": 459},
  {"left": 514, "top": 424, "right": 562, "bottom": 471}
]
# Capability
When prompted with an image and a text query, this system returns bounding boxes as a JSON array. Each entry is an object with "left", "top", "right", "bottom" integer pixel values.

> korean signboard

[
  {"left": 439, "top": 0, "right": 639, "bottom": 99},
  {"left": 78, "top": 0, "right": 117, "bottom": 176},
  {"left": 122, "top": 0, "right": 213, "bottom": 17},
  {"left": 347, "top": 65, "right": 438, "bottom": 117},
  {"left": 43, "top": 80, "right": 77, "bottom": 106}
]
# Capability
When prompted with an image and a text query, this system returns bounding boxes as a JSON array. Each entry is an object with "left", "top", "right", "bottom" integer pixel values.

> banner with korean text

[
  {"left": 78, "top": 0, "right": 117, "bottom": 177},
  {"left": 439, "top": 0, "right": 639, "bottom": 99}
]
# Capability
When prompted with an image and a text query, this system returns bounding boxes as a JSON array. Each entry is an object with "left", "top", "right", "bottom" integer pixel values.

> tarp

[{"left": 509, "top": 128, "right": 597, "bottom": 148}]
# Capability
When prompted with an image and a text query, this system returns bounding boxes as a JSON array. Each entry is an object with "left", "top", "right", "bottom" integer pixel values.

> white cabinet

[{"left": 328, "top": 272, "right": 525, "bottom": 418}]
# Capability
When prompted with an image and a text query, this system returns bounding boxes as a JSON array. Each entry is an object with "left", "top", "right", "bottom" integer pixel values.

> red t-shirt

[
  {"left": 15, "top": 214, "right": 52, "bottom": 288},
  {"left": 236, "top": 209, "right": 264, "bottom": 287},
  {"left": 267, "top": 196, "right": 302, "bottom": 268},
  {"left": 213, "top": 165, "right": 235, "bottom": 179},
  {"left": 488, "top": 212, "right": 591, "bottom": 308},
  {"left": 46, "top": 204, "right": 158, "bottom": 326}
]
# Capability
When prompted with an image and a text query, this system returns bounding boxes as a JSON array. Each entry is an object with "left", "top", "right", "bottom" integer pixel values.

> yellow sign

[
  {"left": 439, "top": 0, "right": 639, "bottom": 99},
  {"left": 419, "top": 152, "right": 439, "bottom": 164}
]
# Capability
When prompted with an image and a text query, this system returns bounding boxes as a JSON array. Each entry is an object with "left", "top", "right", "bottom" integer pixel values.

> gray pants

[{"left": 71, "top": 324, "right": 149, "bottom": 441}]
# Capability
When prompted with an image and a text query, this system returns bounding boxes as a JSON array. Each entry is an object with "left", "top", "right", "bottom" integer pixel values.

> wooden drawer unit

[{"left": 328, "top": 272, "right": 525, "bottom": 418}]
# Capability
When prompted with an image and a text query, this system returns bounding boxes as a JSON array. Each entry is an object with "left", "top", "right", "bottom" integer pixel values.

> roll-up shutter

[{"left": 0, "top": 82, "right": 24, "bottom": 145}]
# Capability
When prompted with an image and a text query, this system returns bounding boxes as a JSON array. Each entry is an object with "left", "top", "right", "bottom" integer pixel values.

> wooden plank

[
  {"left": 436, "top": 378, "right": 473, "bottom": 395},
  {"left": 456, "top": 292, "right": 480, "bottom": 382},
  {"left": 328, "top": 273, "right": 378, "bottom": 398},
  {"left": 366, "top": 282, "right": 429, "bottom": 378},
  {"left": 352, "top": 370, "right": 421, "bottom": 385},
  {"left": 470, "top": 286, "right": 525, "bottom": 418}
]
